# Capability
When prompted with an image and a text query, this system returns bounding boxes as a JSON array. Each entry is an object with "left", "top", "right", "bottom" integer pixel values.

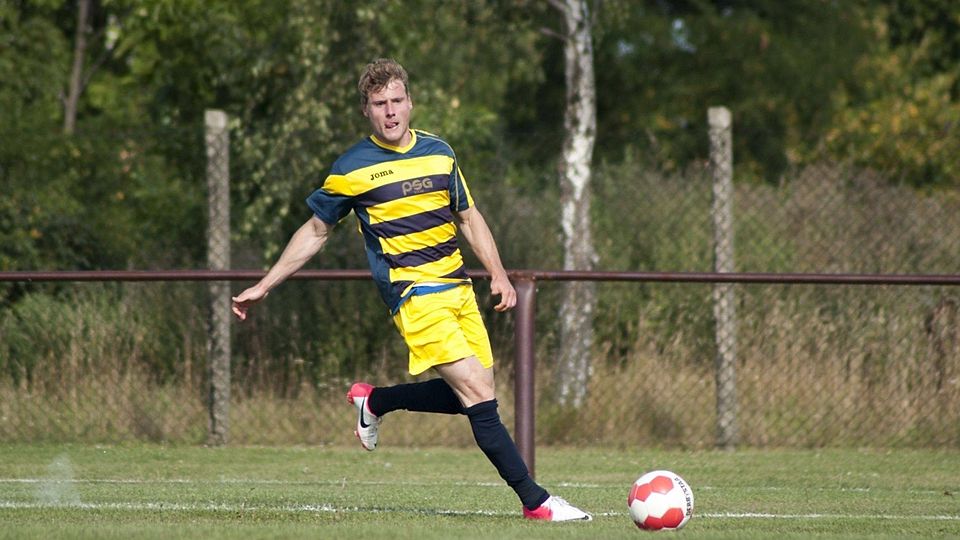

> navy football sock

[
  {"left": 464, "top": 399, "right": 549, "bottom": 510},
  {"left": 367, "top": 378, "right": 463, "bottom": 416}
]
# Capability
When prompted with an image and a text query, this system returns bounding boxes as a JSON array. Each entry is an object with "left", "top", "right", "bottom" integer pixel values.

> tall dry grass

[
  {"left": 529, "top": 285, "right": 960, "bottom": 449},
  {"left": 0, "top": 284, "right": 208, "bottom": 443},
  {"left": 2, "top": 284, "right": 957, "bottom": 447}
]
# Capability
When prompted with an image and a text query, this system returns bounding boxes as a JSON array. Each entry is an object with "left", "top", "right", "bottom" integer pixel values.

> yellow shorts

[{"left": 392, "top": 285, "right": 494, "bottom": 375}]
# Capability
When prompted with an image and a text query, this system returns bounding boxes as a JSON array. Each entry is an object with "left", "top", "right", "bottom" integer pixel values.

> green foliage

[
  {"left": 517, "top": 0, "right": 872, "bottom": 181},
  {"left": 824, "top": 0, "right": 960, "bottom": 186},
  {"left": 366, "top": 1, "right": 543, "bottom": 147},
  {"left": 1, "top": 0, "right": 950, "bottom": 278},
  {"left": 0, "top": 124, "right": 204, "bottom": 277},
  {"left": 0, "top": 4, "right": 67, "bottom": 127},
  {"left": 0, "top": 2, "right": 208, "bottom": 277},
  {"left": 230, "top": 0, "right": 367, "bottom": 259}
]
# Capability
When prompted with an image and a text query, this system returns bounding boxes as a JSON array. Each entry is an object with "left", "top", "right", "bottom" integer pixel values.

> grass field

[{"left": 0, "top": 444, "right": 958, "bottom": 539}]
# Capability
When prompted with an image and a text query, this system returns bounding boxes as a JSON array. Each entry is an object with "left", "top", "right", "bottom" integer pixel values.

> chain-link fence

[
  {"left": 1, "top": 111, "right": 959, "bottom": 448},
  {"left": 1, "top": 279, "right": 956, "bottom": 448}
]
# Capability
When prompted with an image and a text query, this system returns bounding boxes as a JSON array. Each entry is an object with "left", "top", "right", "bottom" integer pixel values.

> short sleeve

[
  {"left": 306, "top": 176, "right": 354, "bottom": 224},
  {"left": 448, "top": 164, "right": 474, "bottom": 212}
]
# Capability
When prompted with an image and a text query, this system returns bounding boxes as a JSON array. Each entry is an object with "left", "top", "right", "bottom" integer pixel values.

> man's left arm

[{"left": 455, "top": 206, "right": 516, "bottom": 312}]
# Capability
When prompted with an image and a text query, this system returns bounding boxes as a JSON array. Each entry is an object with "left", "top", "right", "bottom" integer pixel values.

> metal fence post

[
  {"left": 205, "top": 109, "right": 231, "bottom": 445},
  {"left": 514, "top": 277, "right": 537, "bottom": 478},
  {"left": 708, "top": 106, "right": 739, "bottom": 450}
]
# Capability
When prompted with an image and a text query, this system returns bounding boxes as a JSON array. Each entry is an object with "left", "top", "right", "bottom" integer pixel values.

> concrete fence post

[
  {"left": 708, "top": 106, "right": 739, "bottom": 450},
  {"left": 205, "top": 109, "right": 231, "bottom": 446}
]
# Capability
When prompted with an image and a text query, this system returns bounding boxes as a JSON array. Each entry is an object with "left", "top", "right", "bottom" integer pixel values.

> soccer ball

[{"left": 627, "top": 470, "right": 694, "bottom": 531}]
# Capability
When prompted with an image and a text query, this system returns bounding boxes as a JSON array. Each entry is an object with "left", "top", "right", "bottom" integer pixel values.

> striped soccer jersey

[{"left": 306, "top": 129, "right": 474, "bottom": 313}]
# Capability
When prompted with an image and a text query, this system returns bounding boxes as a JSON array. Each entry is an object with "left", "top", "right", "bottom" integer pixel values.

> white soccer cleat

[
  {"left": 347, "top": 382, "right": 380, "bottom": 451},
  {"left": 523, "top": 496, "right": 593, "bottom": 522}
]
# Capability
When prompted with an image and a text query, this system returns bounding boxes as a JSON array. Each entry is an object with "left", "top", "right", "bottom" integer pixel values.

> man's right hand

[{"left": 231, "top": 286, "right": 268, "bottom": 321}]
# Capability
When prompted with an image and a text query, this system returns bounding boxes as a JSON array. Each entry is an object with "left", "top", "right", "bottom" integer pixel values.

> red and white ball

[{"left": 627, "top": 470, "right": 694, "bottom": 531}]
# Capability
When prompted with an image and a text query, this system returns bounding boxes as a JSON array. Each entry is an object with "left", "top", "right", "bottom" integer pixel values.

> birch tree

[
  {"left": 549, "top": 0, "right": 597, "bottom": 408},
  {"left": 63, "top": 0, "right": 90, "bottom": 135}
]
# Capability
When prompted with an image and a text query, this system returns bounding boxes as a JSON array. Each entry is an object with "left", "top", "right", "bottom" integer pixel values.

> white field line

[
  {"left": 703, "top": 512, "right": 960, "bottom": 521},
  {"left": 0, "top": 499, "right": 959, "bottom": 521},
  {"left": 0, "top": 478, "right": 512, "bottom": 487},
  {"left": 0, "top": 500, "right": 503, "bottom": 516}
]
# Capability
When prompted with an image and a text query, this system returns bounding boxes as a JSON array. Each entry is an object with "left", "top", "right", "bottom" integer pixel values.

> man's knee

[{"left": 435, "top": 356, "right": 495, "bottom": 407}]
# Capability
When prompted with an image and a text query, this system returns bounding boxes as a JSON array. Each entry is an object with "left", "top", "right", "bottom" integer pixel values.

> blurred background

[{"left": 1, "top": 0, "right": 958, "bottom": 449}]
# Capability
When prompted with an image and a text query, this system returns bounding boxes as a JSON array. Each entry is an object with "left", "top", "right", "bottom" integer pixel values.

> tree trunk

[
  {"left": 64, "top": 0, "right": 91, "bottom": 135},
  {"left": 552, "top": 0, "right": 597, "bottom": 408}
]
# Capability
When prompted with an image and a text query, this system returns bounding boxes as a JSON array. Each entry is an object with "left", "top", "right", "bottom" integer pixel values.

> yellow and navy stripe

[{"left": 306, "top": 129, "right": 473, "bottom": 312}]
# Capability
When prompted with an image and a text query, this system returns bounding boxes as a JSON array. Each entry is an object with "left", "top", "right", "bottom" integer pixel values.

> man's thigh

[{"left": 433, "top": 355, "right": 495, "bottom": 407}]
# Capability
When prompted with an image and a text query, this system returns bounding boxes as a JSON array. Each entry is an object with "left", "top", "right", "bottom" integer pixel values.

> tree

[
  {"left": 587, "top": 0, "right": 870, "bottom": 181},
  {"left": 549, "top": 0, "right": 597, "bottom": 408},
  {"left": 62, "top": 0, "right": 90, "bottom": 134},
  {"left": 823, "top": 0, "right": 960, "bottom": 186}
]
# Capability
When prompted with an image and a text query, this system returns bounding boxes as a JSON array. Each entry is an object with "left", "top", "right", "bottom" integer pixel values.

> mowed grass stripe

[
  {"left": 0, "top": 478, "right": 949, "bottom": 496},
  {"left": 2, "top": 500, "right": 959, "bottom": 522}
]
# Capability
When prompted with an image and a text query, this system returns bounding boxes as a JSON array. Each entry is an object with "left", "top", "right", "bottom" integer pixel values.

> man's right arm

[{"left": 231, "top": 215, "right": 333, "bottom": 321}]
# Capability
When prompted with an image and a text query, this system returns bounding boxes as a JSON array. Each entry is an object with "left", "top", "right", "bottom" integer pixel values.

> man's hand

[
  {"left": 231, "top": 286, "right": 268, "bottom": 321},
  {"left": 455, "top": 207, "right": 515, "bottom": 312},
  {"left": 490, "top": 274, "right": 516, "bottom": 312}
]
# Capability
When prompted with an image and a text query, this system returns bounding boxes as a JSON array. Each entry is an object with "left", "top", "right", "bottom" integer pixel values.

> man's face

[{"left": 363, "top": 79, "right": 413, "bottom": 147}]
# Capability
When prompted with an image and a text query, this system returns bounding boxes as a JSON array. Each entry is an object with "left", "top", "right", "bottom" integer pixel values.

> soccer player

[{"left": 231, "top": 58, "right": 591, "bottom": 522}]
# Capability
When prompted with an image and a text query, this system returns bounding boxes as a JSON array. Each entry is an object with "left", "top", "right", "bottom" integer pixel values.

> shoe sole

[{"left": 525, "top": 515, "right": 593, "bottom": 522}]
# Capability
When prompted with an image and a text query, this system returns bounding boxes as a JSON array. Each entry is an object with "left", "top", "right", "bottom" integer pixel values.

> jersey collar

[{"left": 370, "top": 130, "right": 417, "bottom": 153}]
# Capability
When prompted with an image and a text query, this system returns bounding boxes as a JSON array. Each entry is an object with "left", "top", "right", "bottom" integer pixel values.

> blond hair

[{"left": 358, "top": 58, "right": 409, "bottom": 110}]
